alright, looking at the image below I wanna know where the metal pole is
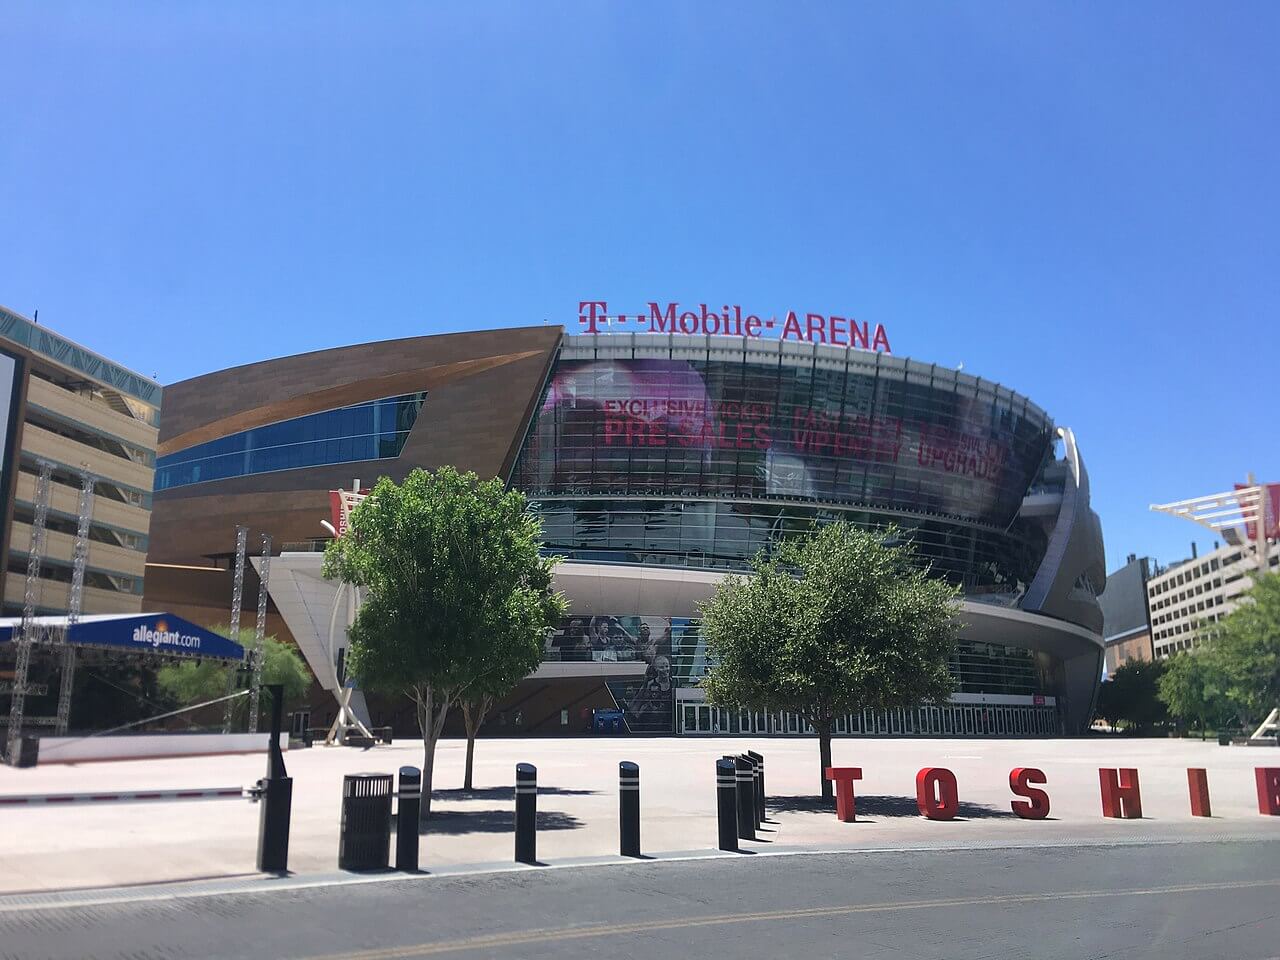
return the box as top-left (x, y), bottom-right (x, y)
top-left (747, 749), bottom-right (765, 822)
top-left (743, 753), bottom-right (761, 829)
top-left (734, 755), bottom-right (755, 840)
top-left (6, 460), bottom-right (53, 761)
top-left (514, 763), bottom-right (537, 864)
top-left (619, 761), bottom-right (640, 857)
top-left (247, 534), bottom-right (272, 733)
top-left (716, 757), bottom-right (738, 852)
top-left (55, 467), bottom-right (95, 735)
top-left (396, 766), bottom-right (422, 871)
top-left (256, 684), bottom-right (292, 873)
top-left (222, 525), bottom-right (249, 733)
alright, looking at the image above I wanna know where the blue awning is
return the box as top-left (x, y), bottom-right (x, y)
top-left (0, 613), bottom-right (244, 662)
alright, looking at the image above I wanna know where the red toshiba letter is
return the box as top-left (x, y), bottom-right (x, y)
top-left (1187, 768), bottom-right (1211, 817)
top-left (824, 767), bottom-right (863, 822)
top-left (1258, 768), bottom-right (1280, 816)
top-left (916, 767), bottom-right (958, 820)
top-left (1009, 767), bottom-right (1050, 819)
top-left (1099, 768), bottom-right (1142, 818)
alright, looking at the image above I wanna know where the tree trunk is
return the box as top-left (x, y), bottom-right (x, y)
top-left (461, 696), bottom-right (491, 792)
top-left (415, 684), bottom-right (452, 822)
top-left (818, 718), bottom-right (833, 801)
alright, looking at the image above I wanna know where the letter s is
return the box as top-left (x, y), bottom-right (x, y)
top-left (1009, 767), bottom-right (1050, 819)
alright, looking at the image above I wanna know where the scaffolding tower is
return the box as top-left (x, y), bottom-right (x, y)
top-left (221, 525), bottom-right (250, 733)
top-left (5, 460), bottom-right (55, 760)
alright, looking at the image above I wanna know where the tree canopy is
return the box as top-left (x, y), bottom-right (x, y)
top-left (322, 466), bottom-right (564, 814)
top-left (1094, 659), bottom-right (1168, 733)
top-left (1206, 571), bottom-right (1280, 725)
top-left (1152, 572), bottom-right (1280, 734)
top-left (699, 522), bottom-right (960, 798)
top-left (1157, 650), bottom-right (1233, 737)
top-left (156, 627), bottom-right (311, 728)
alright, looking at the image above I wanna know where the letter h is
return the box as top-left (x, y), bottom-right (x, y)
top-left (1099, 768), bottom-right (1142, 818)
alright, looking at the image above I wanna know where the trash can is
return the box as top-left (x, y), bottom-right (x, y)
top-left (1218, 733), bottom-right (1232, 746)
top-left (12, 736), bottom-right (38, 768)
top-left (338, 773), bottom-right (394, 870)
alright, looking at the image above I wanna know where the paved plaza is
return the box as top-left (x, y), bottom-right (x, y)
top-left (0, 735), bottom-right (1276, 894)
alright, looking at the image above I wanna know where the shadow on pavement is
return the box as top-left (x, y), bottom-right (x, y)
top-left (768, 794), bottom-right (1015, 819)
top-left (431, 787), bottom-right (598, 800)
top-left (410, 809), bottom-right (585, 834)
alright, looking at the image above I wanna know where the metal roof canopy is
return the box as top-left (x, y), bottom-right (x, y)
top-left (0, 613), bottom-right (245, 663)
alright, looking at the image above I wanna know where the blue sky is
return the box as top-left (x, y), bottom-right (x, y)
top-left (2, 3), bottom-right (1276, 572)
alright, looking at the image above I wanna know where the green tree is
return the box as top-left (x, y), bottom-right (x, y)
top-left (1157, 650), bottom-right (1231, 738)
top-left (156, 627), bottom-right (312, 728)
top-left (322, 466), bottom-right (564, 818)
top-left (458, 606), bottom-right (559, 791)
top-left (1094, 676), bottom-right (1124, 730)
top-left (699, 522), bottom-right (960, 800)
top-left (1205, 572), bottom-right (1280, 726)
top-left (1094, 659), bottom-right (1168, 733)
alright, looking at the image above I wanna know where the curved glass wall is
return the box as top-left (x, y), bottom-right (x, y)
top-left (156, 392), bottom-right (426, 490)
top-left (533, 498), bottom-right (1047, 594)
top-left (513, 340), bottom-right (1055, 595)
top-left (515, 348), bottom-right (1052, 526)
top-left (537, 614), bottom-right (1063, 734)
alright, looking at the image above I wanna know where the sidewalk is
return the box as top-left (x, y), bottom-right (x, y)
top-left (1, 736), bottom-right (1275, 894)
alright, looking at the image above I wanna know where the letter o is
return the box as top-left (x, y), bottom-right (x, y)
top-left (916, 767), bottom-right (959, 820)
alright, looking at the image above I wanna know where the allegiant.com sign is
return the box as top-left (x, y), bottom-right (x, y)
top-left (578, 301), bottom-right (891, 352)
top-left (131, 620), bottom-right (203, 651)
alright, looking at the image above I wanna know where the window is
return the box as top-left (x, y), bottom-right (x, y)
top-left (155, 392), bottom-right (427, 489)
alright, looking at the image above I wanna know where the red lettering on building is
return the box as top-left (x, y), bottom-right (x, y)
top-left (647, 301), bottom-right (677, 333)
top-left (849, 319), bottom-right (869, 350)
top-left (578, 300), bottom-right (609, 334)
top-left (781, 310), bottom-right (803, 341)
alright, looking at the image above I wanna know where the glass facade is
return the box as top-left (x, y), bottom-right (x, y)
top-left (541, 614), bottom-right (1062, 734)
top-left (514, 341), bottom-right (1054, 595)
top-left (156, 392), bottom-right (426, 490)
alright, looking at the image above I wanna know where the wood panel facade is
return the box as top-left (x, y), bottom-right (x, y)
top-left (148, 325), bottom-right (562, 565)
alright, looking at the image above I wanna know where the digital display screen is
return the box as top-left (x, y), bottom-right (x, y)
top-left (517, 359), bottom-right (1052, 527)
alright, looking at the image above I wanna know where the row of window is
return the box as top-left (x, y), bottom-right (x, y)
top-left (540, 612), bottom-right (1059, 698)
top-left (155, 392), bottom-right (427, 490)
top-left (1152, 592), bottom-right (1226, 629)
top-left (529, 498), bottom-right (1048, 592)
top-left (1151, 577), bottom-right (1224, 614)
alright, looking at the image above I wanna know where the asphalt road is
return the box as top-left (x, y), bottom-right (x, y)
top-left (2, 839), bottom-right (1277, 959)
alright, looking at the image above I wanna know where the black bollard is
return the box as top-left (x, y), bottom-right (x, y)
top-left (746, 754), bottom-right (762, 829)
top-left (395, 766), bottom-right (421, 872)
top-left (619, 761), bottom-right (640, 858)
top-left (256, 684), bottom-right (292, 873)
top-left (734, 755), bottom-right (755, 841)
top-left (716, 757), bottom-right (738, 852)
top-left (515, 763), bottom-right (537, 864)
top-left (747, 749), bottom-right (765, 823)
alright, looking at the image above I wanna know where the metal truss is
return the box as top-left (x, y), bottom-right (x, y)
top-left (54, 468), bottom-right (96, 734)
top-left (5, 460), bottom-right (54, 759)
top-left (1150, 477), bottom-right (1271, 571)
top-left (247, 534), bottom-right (272, 733)
top-left (221, 525), bottom-right (250, 733)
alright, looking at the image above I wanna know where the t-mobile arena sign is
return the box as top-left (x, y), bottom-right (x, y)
top-left (578, 301), bottom-right (892, 352)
